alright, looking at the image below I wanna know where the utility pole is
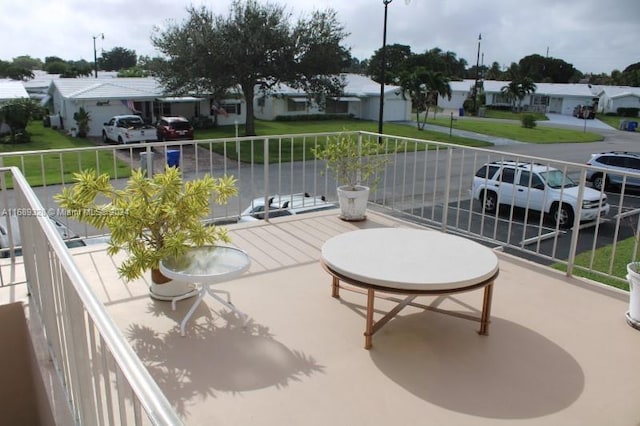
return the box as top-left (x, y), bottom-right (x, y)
top-left (93, 33), bottom-right (104, 78)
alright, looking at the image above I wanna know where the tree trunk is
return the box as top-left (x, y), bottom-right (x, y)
top-left (242, 82), bottom-right (256, 136)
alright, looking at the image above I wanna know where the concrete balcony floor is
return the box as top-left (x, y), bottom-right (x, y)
top-left (2, 210), bottom-right (640, 425)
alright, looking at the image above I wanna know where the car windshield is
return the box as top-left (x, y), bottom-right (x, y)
top-left (538, 170), bottom-right (577, 189)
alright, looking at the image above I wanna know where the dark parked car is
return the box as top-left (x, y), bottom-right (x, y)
top-left (156, 116), bottom-right (194, 141)
top-left (573, 105), bottom-right (596, 119)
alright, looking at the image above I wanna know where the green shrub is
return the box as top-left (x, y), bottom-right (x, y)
top-left (521, 114), bottom-right (537, 128)
top-left (617, 107), bottom-right (640, 118)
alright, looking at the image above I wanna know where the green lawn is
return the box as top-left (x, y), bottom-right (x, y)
top-left (0, 122), bottom-right (131, 187)
top-left (482, 109), bottom-right (548, 121)
top-left (596, 114), bottom-right (639, 130)
top-left (196, 119), bottom-right (492, 163)
top-left (552, 237), bottom-right (634, 291)
top-left (425, 116), bottom-right (604, 143)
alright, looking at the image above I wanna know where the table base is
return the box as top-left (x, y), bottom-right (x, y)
top-left (172, 284), bottom-right (249, 336)
top-left (326, 266), bottom-right (496, 349)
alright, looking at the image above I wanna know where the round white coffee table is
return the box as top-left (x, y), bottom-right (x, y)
top-left (321, 228), bottom-right (499, 349)
top-left (160, 245), bottom-right (251, 336)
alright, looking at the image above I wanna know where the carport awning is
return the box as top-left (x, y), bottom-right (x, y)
top-left (289, 97), bottom-right (308, 103)
top-left (157, 96), bottom-right (203, 103)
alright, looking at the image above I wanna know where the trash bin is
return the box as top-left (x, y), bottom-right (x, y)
top-left (628, 121), bottom-right (638, 132)
top-left (619, 120), bottom-right (629, 130)
top-left (166, 150), bottom-right (180, 168)
top-left (140, 151), bottom-right (154, 175)
top-left (458, 108), bottom-right (464, 117)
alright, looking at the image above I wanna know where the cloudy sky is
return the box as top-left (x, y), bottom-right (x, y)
top-left (1, 0), bottom-right (638, 75)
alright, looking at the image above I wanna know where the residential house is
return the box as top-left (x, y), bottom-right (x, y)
top-left (438, 79), bottom-right (601, 116)
top-left (45, 77), bottom-right (246, 137)
top-left (254, 73), bottom-right (411, 122)
top-left (482, 80), bottom-right (599, 115)
top-left (592, 85), bottom-right (640, 116)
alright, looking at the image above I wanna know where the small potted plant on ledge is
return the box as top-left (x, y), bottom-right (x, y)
top-left (313, 133), bottom-right (389, 221)
top-left (55, 165), bottom-right (238, 300)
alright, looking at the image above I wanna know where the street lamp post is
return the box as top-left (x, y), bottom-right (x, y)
top-left (93, 33), bottom-right (104, 78)
top-left (378, 0), bottom-right (392, 137)
top-left (472, 33), bottom-right (481, 114)
top-left (377, 0), bottom-right (410, 138)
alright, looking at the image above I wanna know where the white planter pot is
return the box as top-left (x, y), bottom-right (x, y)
top-left (149, 276), bottom-right (198, 301)
top-left (337, 185), bottom-right (370, 221)
top-left (626, 262), bottom-right (640, 330)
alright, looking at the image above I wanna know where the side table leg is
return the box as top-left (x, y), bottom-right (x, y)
top-left (364, 289), bottom-right (375, 349)
top-left (331, 276), bottom-right (340, 298)
top-left (180, 287), bottom-right (206, 336)
top-left (209, 288), bottom-right (249, 324)
top-left (479, 283), bottom-right (494, 336)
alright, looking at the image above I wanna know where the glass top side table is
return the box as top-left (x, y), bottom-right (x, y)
top-left (160, 245), bottom-right (251, 336)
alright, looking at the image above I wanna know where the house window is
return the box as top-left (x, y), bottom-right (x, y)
top-left (492, 93), bottom-right (509, 104)
top-left (153, 102), bottom-right (171, 118)
top-left (325, 99), bottom-right (348, 114)
top-left (531, 95), bottom-right (549, 106)
top-left (287, 98), bottom-right (307, 112)
top-left (220, 103), bottom-right (241, 115)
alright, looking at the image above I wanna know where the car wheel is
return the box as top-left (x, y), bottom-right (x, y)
top-left (102, 131), bottom-right (108, 143)
top-left (117, 136), bottom-right (124, 144)
top-left (592, 174), bottom-right (608, 191)
top-left (483, 191), bottom-right (498, 213)
top-left (552, 203), bottom-right (574, 229)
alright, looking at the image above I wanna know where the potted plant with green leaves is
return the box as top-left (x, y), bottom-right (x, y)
top-left (55, 165), bottom-right (238, 300)
top-left (312, 133), bottom-right (388, 221)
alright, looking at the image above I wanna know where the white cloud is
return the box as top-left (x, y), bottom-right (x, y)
top-left (1, 0), bottom-right (637, 74)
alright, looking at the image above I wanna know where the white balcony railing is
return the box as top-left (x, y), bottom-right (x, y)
top-left (1, 130), bottom-right (640, 423)
top-left (1, 166), bottom-right (182, 425)
top-left (2, 131), bottom-right (639, 289)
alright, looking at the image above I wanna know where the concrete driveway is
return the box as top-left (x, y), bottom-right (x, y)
top-left (541, 113), bottom-right (615, 131)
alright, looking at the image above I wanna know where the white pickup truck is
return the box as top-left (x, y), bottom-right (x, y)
top-left (102, 115), bottom-right (157, 144)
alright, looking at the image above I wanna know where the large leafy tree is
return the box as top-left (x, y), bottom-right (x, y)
top-left (518, 54), bottom-right (578, 83)
top-left (0, 98), bottom-right (40, 143)
top-left (99, 47), bottom-right (137, 71)
top-left (151, 0), bottom-right (350, 136)
top-left (485, 61), bottom-right (504, 80)
top-left (367, 44), bottom-right (413, 84)
top-left (0, 60), bottom-right (34, 80)
top-left (11, 55), bottom-right (42, 71)
top-left (399, 68), bottom-right (451, 130)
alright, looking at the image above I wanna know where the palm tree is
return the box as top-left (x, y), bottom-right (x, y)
top-left (400, 68), bottom-right (451, 130)
top-left (501, 77), bottom-right (537, 112)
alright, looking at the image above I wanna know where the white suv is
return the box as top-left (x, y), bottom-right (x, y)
top-left (239, 193), bottom-right (336, 222)
top-left (471, 161), bottom-right (609, 228)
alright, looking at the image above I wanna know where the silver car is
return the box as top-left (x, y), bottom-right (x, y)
top-left (586, 151), bottom-right (640, 191)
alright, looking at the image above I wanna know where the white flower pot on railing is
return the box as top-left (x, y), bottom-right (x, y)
top-left (337, 185), bottom-right (369, 221)
top-left (626, 262), bottom-right (640, 330)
